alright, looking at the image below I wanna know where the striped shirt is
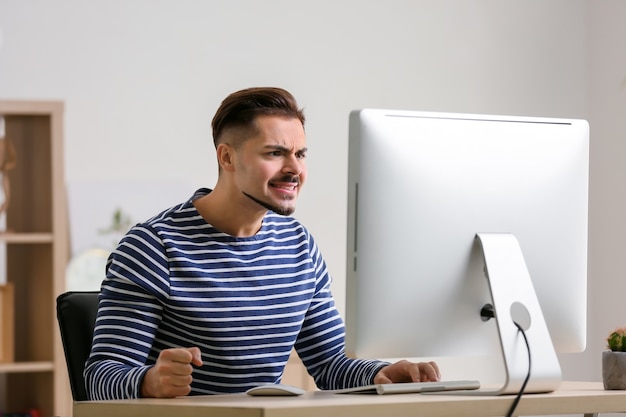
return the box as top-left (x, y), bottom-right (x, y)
top-left (84, 188), bottom-right (387, 400)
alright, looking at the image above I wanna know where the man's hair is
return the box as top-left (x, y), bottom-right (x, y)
top-left (211, 87), bottom-right (305, 148)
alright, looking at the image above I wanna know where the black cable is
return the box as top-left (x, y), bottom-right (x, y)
top-left (505, 322), bottom-right (532, 417)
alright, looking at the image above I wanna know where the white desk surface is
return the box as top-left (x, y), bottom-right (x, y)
top-left (74, 381), bottom-right (626, 417)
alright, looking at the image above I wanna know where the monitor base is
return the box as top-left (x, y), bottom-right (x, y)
top-left (476, 233), bottom-right (562, 395)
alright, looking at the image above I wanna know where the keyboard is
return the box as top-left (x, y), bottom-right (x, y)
top-left (332, 379), bottom-right (481, 395)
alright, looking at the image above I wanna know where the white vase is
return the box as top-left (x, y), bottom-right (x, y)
top-left (602, 350), bottom-right (626, 390)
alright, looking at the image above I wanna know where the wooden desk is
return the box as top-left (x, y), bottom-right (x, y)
top-left (73, 381), bottom-right (626, 417)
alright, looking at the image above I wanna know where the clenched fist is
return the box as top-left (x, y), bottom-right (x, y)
top-left (141, 347), bottom-right (203, 398)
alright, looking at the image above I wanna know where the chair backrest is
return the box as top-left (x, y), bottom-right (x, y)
top-left (56, 291), bottom-right (99, 402)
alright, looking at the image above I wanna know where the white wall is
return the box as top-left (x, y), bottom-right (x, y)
top-left (1, 0), bottom-right (624, 405)
top-left (583, 0), bottom-right (626, 401)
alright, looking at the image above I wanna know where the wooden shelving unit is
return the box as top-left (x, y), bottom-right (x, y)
top-left (0, 101), bottom-right (69, 417)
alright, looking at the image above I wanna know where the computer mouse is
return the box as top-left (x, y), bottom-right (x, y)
top-left (245, 383), bottom-right (306, 396)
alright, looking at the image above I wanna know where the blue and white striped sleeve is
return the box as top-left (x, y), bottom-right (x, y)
top-left (294, 232), bottom-right (389, 390)
top-left (84, 225), bottom-right (169, 400)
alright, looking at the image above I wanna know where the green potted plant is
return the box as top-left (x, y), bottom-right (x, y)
top-left (603, 327), bottom-right (626, 390)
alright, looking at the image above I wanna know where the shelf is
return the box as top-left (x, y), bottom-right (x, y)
top-left (0, 233), bottom-right (54, 244)
top-left (0, 100), bottom-right (69, 417)
top-left (0, 100), bottom-right (65, 116)
top-left (0, 361), bottom-right (55, 373)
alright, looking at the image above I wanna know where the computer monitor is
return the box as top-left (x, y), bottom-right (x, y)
top-left (345, 109), bottom-right (589, 394)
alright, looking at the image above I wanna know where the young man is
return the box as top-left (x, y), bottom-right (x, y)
top-left (84, 87), bottom-right (440, 400)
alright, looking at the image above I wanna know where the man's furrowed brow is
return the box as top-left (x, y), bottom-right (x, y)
top-left (265, 144), bottom-right (289, 151)
top-left (265, 144), bottom-right (308, 153)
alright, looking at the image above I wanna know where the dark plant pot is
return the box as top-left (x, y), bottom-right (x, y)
top-left (603, 350), bottom-right (626, 390)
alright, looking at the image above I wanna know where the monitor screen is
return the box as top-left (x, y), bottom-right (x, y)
top-left (345, 109), bottom-right (589, 386)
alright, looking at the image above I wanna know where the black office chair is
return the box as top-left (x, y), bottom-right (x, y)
top-left (56, 291), bottom-right (100, 402)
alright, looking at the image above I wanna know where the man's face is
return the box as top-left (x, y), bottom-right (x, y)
top-left (231, 115), bottom-right (307, 216)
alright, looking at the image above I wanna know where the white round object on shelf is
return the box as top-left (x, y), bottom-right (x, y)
top-left (66, 248), bottom-right (109, 291)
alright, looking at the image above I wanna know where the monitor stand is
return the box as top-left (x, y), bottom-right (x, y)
top-left (474, 233), bottom-right (562, 395)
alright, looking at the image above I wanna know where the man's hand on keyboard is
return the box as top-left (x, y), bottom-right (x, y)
top-left (374, 360), bottom-right (441, 384)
